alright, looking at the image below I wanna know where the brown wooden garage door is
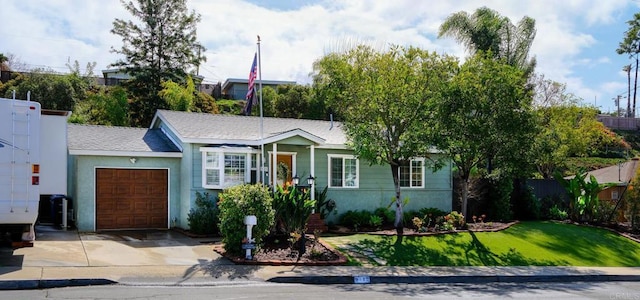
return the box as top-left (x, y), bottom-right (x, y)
top-left (96, 168), bottom-right (168, 230)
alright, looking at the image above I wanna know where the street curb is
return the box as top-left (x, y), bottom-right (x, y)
top-left (0, 279), bottom-right (117, 290)
top-left (267, 274), bottom-right (640, 285)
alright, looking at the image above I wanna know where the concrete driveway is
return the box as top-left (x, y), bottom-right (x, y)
top-left (0, 225), bottom-right (227, 268)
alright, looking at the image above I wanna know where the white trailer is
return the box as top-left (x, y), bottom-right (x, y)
top-left (0, 96), bottom-right (40, 243)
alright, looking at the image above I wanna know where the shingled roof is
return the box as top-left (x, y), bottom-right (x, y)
top-left (567, 158), bottom-right (639, 185)
top-left (68, 124), bottom-right (181, 157)
top-left (152, 110), bottom-right (347, 147)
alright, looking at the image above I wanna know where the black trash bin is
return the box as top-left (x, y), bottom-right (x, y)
top-left (50, 195), bottom-right (73, 228)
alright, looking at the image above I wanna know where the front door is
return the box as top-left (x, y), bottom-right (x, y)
top-left (275, 154), bottom-right (293, 186)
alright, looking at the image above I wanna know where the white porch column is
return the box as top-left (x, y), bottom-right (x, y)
top-left (272, 143), bottom-right (278, 190)
top-left (310, 144), bottom-right (315, 201)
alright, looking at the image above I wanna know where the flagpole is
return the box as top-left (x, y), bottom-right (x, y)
top-left (257, 35), bottom-right (265, 185)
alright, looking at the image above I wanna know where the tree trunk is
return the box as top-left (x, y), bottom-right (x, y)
top-left (390, 163), bottom-right (404, 244)
top-left (461, 178), bottom-right (469, 218)
top-left (628, 66), bottom-right (632, 117)
top-left (634, 56), bottom-right (639, 118)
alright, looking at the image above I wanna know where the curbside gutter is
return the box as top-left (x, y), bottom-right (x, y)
top-left (267, 274), bottom-right (640, 285)
top-left (0, 279), bottom-right (116, 290)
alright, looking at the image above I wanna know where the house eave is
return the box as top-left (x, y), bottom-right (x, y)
top-left (68, 149), bottom-right (182, 158)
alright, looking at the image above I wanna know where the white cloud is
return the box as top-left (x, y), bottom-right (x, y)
top-left (0, 0), bottom-right (635, 107)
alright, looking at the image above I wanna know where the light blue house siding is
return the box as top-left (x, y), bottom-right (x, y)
top-left (67, 155), bottom-right (181, 231)
top-left (310, 149), bottom-right (452, 223)
top-left (187, 141), bottom-right (452, 224)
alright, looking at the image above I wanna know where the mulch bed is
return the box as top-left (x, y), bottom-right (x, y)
top-left (212, 235), bottom-right (348, 266)
top-left (346, 221), bottom-right (519, 236)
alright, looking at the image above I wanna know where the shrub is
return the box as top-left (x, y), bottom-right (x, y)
top-left (624, 166), bottom-right (640, 231)
top-left (549, 205), bottom-right (568, 221)
top-left (412, 216), bottom-right (423, 230)
top-left (339, 210), bottom-right (373, 231)
top-left (540, 195), bottom-right (566, 220)
top-left (488, 176), bottom-right (513, 221)
top-left (596, 200), bottom-right (616, 224)
top-left (273, 183), bottom-right (316, 235)
top-left (417, 207), bottom-right (447, 219)
top-left (403, 210), bottom-right (418, 225)
top-left (445, 211), bottom-right (466, 229)
top-left (187, 191), bottom-right (219, 235)
top-left (555, 170), bottom-right (615, 222)
top-left (368, 215), bottom-right (383, 229)
top-left (514, 185), bottom-right (541, 221)
top-left (315, 186), bottom-right (337, 219)
top-left (373, 207), bottom-right (395, 226)
top-left (218, 184), bottom-right (275, 256)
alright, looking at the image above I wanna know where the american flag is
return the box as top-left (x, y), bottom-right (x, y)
top-left (242, 53), bottom-right (258, 116)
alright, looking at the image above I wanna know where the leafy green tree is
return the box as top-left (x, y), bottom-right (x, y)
top-left (259, 86), bottom-right (277, 117)
top-left (110, 0), bottom-right (206, 127)
top-left (70, 86), bottom-right (130, 126)
top-left (216, 99), bottom-right (245, 114)
top-left (193, 91), bottom-right (219, 114)
top-left (272, 84), bottom-right (311, 119)
top-left (532, 104), bottom-right (629, 178)
top-left (159, 76), bottom-right (196, 111)
top-left (3, 69), bottom-right (77, 111)
top-left (433, 54), bottom-right (536, 218)
top-left (439, 6), bottom-right (537, 76)
top-left (313, 45), bottom-right (457, 239)
top-left (617, 12), bottom-right (640, 117)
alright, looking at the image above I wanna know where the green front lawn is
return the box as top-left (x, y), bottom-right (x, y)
top-left (322, 221), bottom-right (640, 266)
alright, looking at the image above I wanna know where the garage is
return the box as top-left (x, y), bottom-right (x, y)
top-left (96, 168), bottom-right (168, 230)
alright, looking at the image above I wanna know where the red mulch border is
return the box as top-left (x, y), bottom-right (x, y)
top-left (364, 221), bottom-right (520, 236)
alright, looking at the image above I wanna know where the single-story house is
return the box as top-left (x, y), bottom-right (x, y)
top-left (574, 158), bottom-right (639, 222)
top-left (67, 110), bottom-right (453, 232)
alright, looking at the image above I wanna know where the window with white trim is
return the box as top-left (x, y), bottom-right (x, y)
top-left (328, 154), bottom-right (359, 188)
top-left (612, 190), bottom-right (619, 200)
top-left (201, 147), bottom-right (259, 189)
top-left (399, 159), bottom-right (424, 188)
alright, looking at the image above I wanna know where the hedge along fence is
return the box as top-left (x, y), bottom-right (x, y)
top-left (623, 164), bottom-right (640, 231)
top-left (218, 184), bottom-right (275, 256)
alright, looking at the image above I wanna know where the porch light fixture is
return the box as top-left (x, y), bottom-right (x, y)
top-left (307, 175), bottom-right (315, 186)
top-left (292, 174), bottom-right (300, 185)
top-left (129, 157), bottom-right (137, 164)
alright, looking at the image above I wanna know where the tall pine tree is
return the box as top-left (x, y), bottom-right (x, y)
top-left (110, 0), bottom-right (206, 127)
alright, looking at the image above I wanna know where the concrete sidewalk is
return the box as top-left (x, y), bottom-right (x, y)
top-left (2, 264), bottom-right (640, 289)
top-left (1, 226), bottom-right (639, 289)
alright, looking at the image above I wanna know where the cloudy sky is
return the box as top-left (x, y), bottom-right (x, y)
top-left (2, 0), bottom-right (640, 113)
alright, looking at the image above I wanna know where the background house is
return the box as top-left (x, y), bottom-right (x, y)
top-left (579, 158), bottom-right (639, 222)
top-left (221, 78), bottom-right (296, 99)
top-left (67, 110), bottom-right (453, 232)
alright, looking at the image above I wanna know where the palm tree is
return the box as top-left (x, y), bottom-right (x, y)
top-left (624, 64), bottom-right (632, 117)
top-left (617, 13), bottom-right (640, 118)
top-left (438, 7), bottom-right (537, 218)
top-left (438, 6), bottom-right (537, 77)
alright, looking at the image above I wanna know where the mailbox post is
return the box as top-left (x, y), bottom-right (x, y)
top-left (243, 215), bottom-right (257, 260)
